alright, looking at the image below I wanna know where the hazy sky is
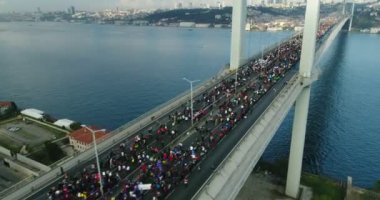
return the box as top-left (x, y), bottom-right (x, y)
top-left (0, 0), bottom-right (236, 12)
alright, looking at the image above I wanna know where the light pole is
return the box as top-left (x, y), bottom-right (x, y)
top-left (183, 77), bottom-right (200, 126)
top-left (83, 126), bottom-right (106, 197)
top-left (235, 69), bottom-right (238, 96)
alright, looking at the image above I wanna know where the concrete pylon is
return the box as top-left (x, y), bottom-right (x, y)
top-left (349, 3), bottom-right (355, 32)
top-left (230, 0), bottom-right (247, 70)
top-left (285, 0), bottom-right (320, 198)
top-left (342, 0), bottom-right (346, 15)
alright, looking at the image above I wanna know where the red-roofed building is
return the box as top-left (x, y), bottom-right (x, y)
top-left (0, 101), bottom-right (17, 119)
top-left (0, 102), bottom-right (12, 107)
top-left (69, 126), bottom-right (107, 152)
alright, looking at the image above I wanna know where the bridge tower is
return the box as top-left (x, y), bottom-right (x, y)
top-left (230, 0), bottom-right (247, 70)
top-left (349, 2), bottom-right (355, 31)
top-left (342, 0), bottom-right (346, 15)
top-left (285, 0), bottom-right (320, 198)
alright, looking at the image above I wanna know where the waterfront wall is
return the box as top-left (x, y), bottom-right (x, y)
top-left (3, 158), bottom-right (39, 177)
top-left (16, 154), bottom-right (51, 172)
top-left (0, 146), bottom-right (11, 157)
top-left (346, 176), bottom-right (380, 200)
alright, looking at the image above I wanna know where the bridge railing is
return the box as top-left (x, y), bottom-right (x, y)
top-left (2, 56), bottom-right (237, 200)
top-left (191, 17), bottom-right (349, 200)
top-left (3, 22), bottom-right (340, 199)
top-left (103, 32), bottom-right (300, 143)
top-left (191, 73), bottom-right (302, 200)
top-left (0, 176), bottom-right (35, 197)
top-left (315, 16), bottom-right (349, 65)
top-left (246, 31), bottom-right (301, 63)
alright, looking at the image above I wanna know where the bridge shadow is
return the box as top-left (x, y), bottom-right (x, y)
top-left (304, 32), bottom-right (348, 174)
top-left (259, 32), bottom-right (348, 177)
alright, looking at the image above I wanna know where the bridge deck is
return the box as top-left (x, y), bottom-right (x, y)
top-left (4, 17), bottom-right (349, 200)
top-left (192, 17), bottom-right (349, 200)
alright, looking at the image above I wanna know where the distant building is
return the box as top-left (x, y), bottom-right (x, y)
top-left (245, 23), bottom-right (252, 31)
top-left (0, 102), bottom-right (17, 118)
top-left (214, 24), bottom-right (228, 28)
top-left (179, 22), bottom-right (196, 27)
top-left (21, 108), bottom-right (44, 120)
top-left (294, 26), bottom-right (304, 32)
top-left (195, 23), bottom-right (211, 28)
top-left (0, 102), bottom-right (12, 115)
top-left (69, 126), bottom-right (107, 152)
top-left (53, 119), bottom-right (75, 130)
top-left (68, 6), bottom-right (76, 15)
top-left (175, 2), bottom-right (183, 9)
top-left (267, 26), bottom-right (283, 31)
top-left (360, 29), bottom-right (370, 33)
top-left (217, 1), bottom-right (223, 9)
top-left (168, 23), bottom-right (180, 27)
top-left (132, 20), bottom-right (149, 26)
top-left (114, 20), bottom-right (126, 25)
top-left (370, 27), bottom-right (380, 34)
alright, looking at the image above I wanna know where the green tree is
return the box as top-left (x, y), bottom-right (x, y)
top-left (70, 122), bottom-right (82, 131)
top-left (44, 141), bottom-right (65, 161)
top-left (374, 180), bottom-right (380, 192)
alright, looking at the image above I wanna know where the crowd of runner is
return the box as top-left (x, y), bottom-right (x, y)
top-left (47, 18), bottom-right (338, 200)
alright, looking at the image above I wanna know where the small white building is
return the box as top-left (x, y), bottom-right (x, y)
top-left (0, 102), bottom-right (14, 115)
top-left (370, 27), bottom-right (380, 34)
top-left (215, 15), bottom-right (222, 20)
top-left (267, 27), bottom-right (283, 32)
top-left (214, 24), bottom-right (226, 28)
top-left (132, 20), bottom-right (149, 26)
top-left (21, 108), bottom-right (44, 120)
top-left (54, 119), bottom-right (75, 130)
top-left (179, 22), bottom-right (196, 28)
top-left (195, 23), bottom-right (211, 28)
top-left (294, 26), bottom-right (304, 32)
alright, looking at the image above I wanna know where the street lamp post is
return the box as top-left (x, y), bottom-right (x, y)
top-left (83, 126), bottom-right (106, 197)
top-left (235, 69), bottom-right (238, 95)
top-left (183, 77), bottom-right (200, 126)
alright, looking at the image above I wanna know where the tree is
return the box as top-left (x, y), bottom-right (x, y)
top-left (44, 141), bottom-right (65, 161)
top-left (70, 122), bottom-right (82, 131)
top-left (374, 180), bottom-right (380, 192)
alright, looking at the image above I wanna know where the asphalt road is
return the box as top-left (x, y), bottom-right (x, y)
top-left (27, 68), bottom-right (297, 200)
top-left (166, 68), bottom-right (298, 200)
top-left (25, 65), bottom-right (279, 200)
top-left (27, 60), bottom-right (299, 200)
top-left (20, 20), bottom-right (338, 200)
top-left (24, 35), bottom-right (304, 200)
top-left (166, 22), bottom-right (336, 199)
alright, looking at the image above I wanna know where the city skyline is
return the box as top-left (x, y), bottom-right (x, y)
top-left (0, 0), bottom-right (348, 13)
top-left (3, 0), bottom-right (229, 12)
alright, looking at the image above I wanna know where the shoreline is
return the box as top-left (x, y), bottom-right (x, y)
top-left (1, 21), bottom-right (379, 35)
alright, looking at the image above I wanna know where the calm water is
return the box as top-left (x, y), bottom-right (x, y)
top-left (263, 32), bottom-right (380, 187)
top-left (0, 22), bottom-right (379, 188)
